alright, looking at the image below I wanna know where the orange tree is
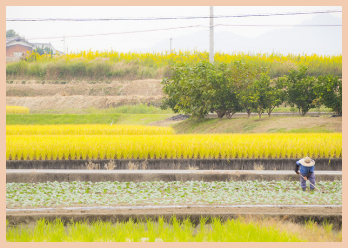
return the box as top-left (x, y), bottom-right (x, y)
top-left (161, 61), bottom-right (262, 119)
top-left (285, 66), bottom-right (317, 116)
top-left (315, 75), bottom-right (342, 115)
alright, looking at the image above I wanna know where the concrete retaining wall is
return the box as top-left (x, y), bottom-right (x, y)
top-left (6, 171), bottom-right (342, 183)
top-left (6, 158), bottom-right (342, 171)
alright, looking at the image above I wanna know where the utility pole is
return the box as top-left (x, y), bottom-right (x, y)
top-left (170, 37), bottom-right (172, 53)
top-left (63, 35), bottom-right (66, 54)
top-left (209, 6), bottom-right (214, 63)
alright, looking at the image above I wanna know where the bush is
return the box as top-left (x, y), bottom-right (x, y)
top-left (27, 63), bottom-right (46, 77)
top-left (6, 60), bottom-right (28, 76)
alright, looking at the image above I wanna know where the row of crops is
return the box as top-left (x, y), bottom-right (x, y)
top-left (6, 124), bottom-right (342, 160)
top-left (6, 106), bottom-right (29, 115)
top-left (6, 50), bottom-right (342, 78)
top-left (7, 217), bottom-right (315, 242)
top-left (6, 180), bottom-right (342, 208)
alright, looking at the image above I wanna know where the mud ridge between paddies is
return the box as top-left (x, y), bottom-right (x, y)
top-left (6, 79), bottom-right (163, 110)
top-left (6, 206), bottom-right (342, 215)
top-left (6, 206), bottom-right (342, 229)
top-left (6, 79), bottom-right (164, 97)
top-left (6, 95), bottom-right (163, 110)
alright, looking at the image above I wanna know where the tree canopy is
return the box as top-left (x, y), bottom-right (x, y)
top-left (285, 66), bottom-right (317, 116)
top-left (161, 61), bottom-right (264, 119)
top-left (161, 62), bottom-right (340, 119)
top-left (315, 75), bottom-right (342, 115)
top-left (6, 29), bottom-right (19, 37)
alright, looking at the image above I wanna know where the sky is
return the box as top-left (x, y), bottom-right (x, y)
top-left (6, 6), bottom-right (342, 54)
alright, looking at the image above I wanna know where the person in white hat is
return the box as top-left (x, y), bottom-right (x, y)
top-left (295, 157), bottom-right (315, 191)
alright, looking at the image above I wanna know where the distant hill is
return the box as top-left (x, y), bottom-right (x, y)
top-left (142, 14), bottom-right (341, 55)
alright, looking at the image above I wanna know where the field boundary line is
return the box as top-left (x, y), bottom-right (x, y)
top-left (6, 204), bottom-right (342, 212)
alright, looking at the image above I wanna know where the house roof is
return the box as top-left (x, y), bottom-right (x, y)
top-left (31, 42), bottom-right (53, 47)
top-left (7, 36), bottom-right (64, 54)
top-left (6, 37), bottom-right (33, 48)
top-left (31, 42), bottom-right (64, 54)
top-left (6, 36), bottom-right (21, 43)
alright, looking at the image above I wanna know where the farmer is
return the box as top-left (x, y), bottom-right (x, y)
top-left (295, 157), bottom-right (315, 191)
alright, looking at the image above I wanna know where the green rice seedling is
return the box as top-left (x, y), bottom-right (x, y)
top-left (6, 217), bottom-right (309, 242)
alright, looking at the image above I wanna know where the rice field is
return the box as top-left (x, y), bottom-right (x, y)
top-left (6, 124), bottom-right (174, 136)
top-left (25, 50), bottom-right (342, 68)
top-left (6, 217), bottom-right (311, 242)
top-left (6, 106), bottom-right (29, 115)
top-left (6, 133), bottom-right (342, 160)
top-left (6, 51), bottom-right (342, 80)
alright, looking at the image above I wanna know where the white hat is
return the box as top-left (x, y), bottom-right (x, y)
top-left (299, 157), bottom-right (315, 167)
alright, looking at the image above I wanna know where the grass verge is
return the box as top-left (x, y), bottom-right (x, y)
top-left (6, 114), bottom-right (122, 125)
top-left (6, 113), bottom-right (173, 125)
top-left (173, 116), bottom-right (341, 134)
top-left (29, 104), bottom-right (174, 115)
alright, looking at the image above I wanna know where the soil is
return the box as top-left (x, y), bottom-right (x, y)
top-left (6, 79), bottom-right (163, 97)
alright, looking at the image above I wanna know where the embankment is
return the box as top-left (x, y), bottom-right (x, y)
top-left (6, 158), bottom-right (342, 171)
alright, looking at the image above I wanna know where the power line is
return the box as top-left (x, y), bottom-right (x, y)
top-left (27, 24), bottom-right (206, 40)
top-left (49, 38), bottom-right (158, 42)
top-left (174, 38), bottom-right (340, 53)
top-left (6, 10), bottom-right (342, 21)
top-left (26, 22), bottom-right (341, 41)
top-left (216, 24), bottom-right (341, 27)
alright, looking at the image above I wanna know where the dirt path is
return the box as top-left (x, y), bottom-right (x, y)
top-left (148, 119), bottom-right (184, 126)
top-left (7, 206), bottom-right (341, 215)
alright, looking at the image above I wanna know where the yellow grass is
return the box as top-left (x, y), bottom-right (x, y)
top-left (6, 124), bottom-right (174, 136)
top-left (6, 106), bottom-right (29, 115)
top-left (6, 133), bottom-right (341, 160)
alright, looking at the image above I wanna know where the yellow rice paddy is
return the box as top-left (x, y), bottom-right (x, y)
top-left (6, 133), bottom-right (342, 160)
top-left (6, 106), bottom-right (29, 115)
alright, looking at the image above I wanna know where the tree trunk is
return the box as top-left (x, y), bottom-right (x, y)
top-left (258, 110), bottom-right (262, 120)
top-left (225, 111), bottom-right (234, 119)
top-left (216, 110), bottom-right (226, 118)
top-left (299, 109), bottom-right (308, 116)
top-left (268, 106), bottom-right (275, 117)
top-left (246, 109), bottom-right (251, 119)
top-left (335, 109), bottom-right (342, 115)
